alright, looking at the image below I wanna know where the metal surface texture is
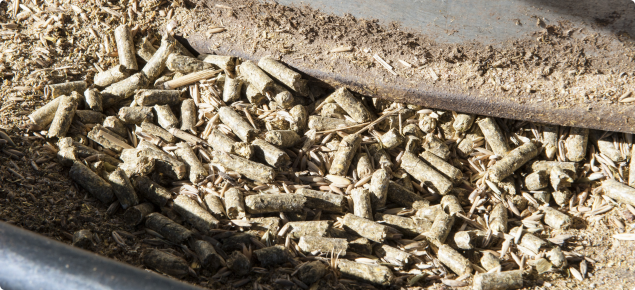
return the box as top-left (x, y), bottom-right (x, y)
top-left (0, 222), bottom-right (203, 290)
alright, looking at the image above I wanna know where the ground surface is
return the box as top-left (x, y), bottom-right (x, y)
top-left (0, 0), bottom-right (634, 289)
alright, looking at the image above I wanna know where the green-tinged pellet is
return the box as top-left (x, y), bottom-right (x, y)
top-left (141, 121), bottom-right (177, 143)
top-left (199, 54), bottom-right (235, 71)
top-left (400, 152), bottom-right (453, 195)
top-left (341, 213), bottom-right (398, 243)
top-left (296, 261), bottom-right (327, 286)
top-left (602, 179), bottom-right (635, 207)
top-left (387, 181), bottom-right (430, 209)
top-left (87, 125), bottom-right (131, 152)
top-left (222, 76), bottom-right (243, 103)
top-left (46, 81), bottom-right (87, 99)
top-left (118, 106), bottom-right (153, 125)
top-left (154, 104), bottom-right (179, 129)
top-left (133, 176), bottom-right (172, 207)
top-left (123, 202), bottom-right (155, 226)
top-left (204, 194), bottom-right (226, 219)
top-left (114, 24), bottom-right (138, 71)
top-left (489, 142), bottom-right (539, 183)
top-left (542, 206), bottom-right (571, 229)
top-left (473, 270), bottom-right (523, 290)
top-left (288, 105), bottom-right (308, 134)
top-left (121, 141), bottom-right (186, 180)
top-left (380, 128), bottom-right (405, 149)
top-left (525, 170), bottom-right (548, 191)
top-left (244, 194), bottom-right (306, 214)
top-left (252, 139), bottom-right (290, 167)
top-left (271, 83), bottom-right (294, 109)
top-left (136, 37), bottom-right (156, 62)
top-left (119, 155), bottom-right (155, 178)
top-left (307, 115), bottom-right (357, 133)
top-left (143, 249), bottom-right (190, 278)
top-left (75, 110), bottom-right (105, 124)
top-left (420, 151), bottom-right (463, 184)
top-left (352, 188), bottom-right (373, 220)
top-left (440, 195), bottom-right (464, 216)
top-left (375, 244), bottom-right (412, 266)
top-left (337, 259), bottom-right (393, 286)
top-left (95, 65), bottom-right (130, 88)
top-left (330, 87), bottom-right (373, 123)
top-left (375, 213), bottom-right (432, 238)
top-left (218, 106), bottom-right (256, 142)
top-left (423, 134), bottom-right (451, 160)
top-left (254, 245), bottom-right (292, 267)
top-left (356, 153), bottom-right (373, 178)
top-left (208, 129), bottom-right (253, 159)
top-left (424, 210), bottom-right (454, 247)
top-left (286, 221), bottom-right (332, 239)
top-left (244, 83), bottom-right (267, 106)
top-left (510, 226), bottom-right (547, 254)
top-left (29, 97), bottom-right (62, 127)
top-left (438, 244), bottom-right (472, 276)
top-left (175, 142), bottom-right (207, 183)
top-left (238, 61), bottom-right (274, 93)
top-left (212, 151), bottom-right (275, 183)
top-left (106, 168), bottom-right (139, 209)
top-left (102, 73), bottom-right (150, 108)
top-left (192, 240), bottom-right (224, 271)
top-left (298, 236), bottom-right (348, 255)
top-left (542, 125), bottom-right (558, 160)
top-left (264, 130), bottom-right (300, 148)
top-left (453, 114), bottom-right (475, 133)
top-left (552, 188), bottom-right (572, 206)
top-left (489, 202), bottom-right (508, 233)
top-left (480, 252), bottom-right (501, 271)
top-left (47, 95), bottom-right (78, 139)
top-left (368, 143), bottom-right (393, 169)
top-left (166, 54), bottom-right (215, 74)
top-left (477, 117), bottom-right (510, 156)
top-left (83, 88), bottom-right (103, 112)
top-left (145, 212), bottom-right (192, 243)
top-left (134, 89), bottom-right (181, 106)
top-left (550, 166), bottom-right (573, 191)
top-left (224, 188), bottom-right (246, 219)
top-left (227, 252), bottom-right (251, 276)
top-left (546, 247), bottom-right (567, 268)
top-left (258, 56), bottom-right (308, 96)
top-left (142, 34), bottom-right (175, 81)
top-left (173, 194), bottom-right (219, 235)
top-left (296, 188), bottom-right (346, 213)
top-left (69, 161), bottom-right (115, 204)
top-left (329, 134), bottom-right (362, 176)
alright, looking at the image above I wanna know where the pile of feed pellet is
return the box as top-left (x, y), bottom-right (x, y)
top-left (22, 23), bottom-right (635, 290)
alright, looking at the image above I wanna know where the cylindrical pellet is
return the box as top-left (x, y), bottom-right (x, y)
top-left (550, 166), bottom-right (573, 191)
top-left (369, 169), bottom-right (390, 209)
top-left (400, 152), bottom-right (453, 195)
top-left (342, 213), bottom-right (397, 243)
top-left (134, 89), bottom-right (181, 106)
top-left (380, 128), bottom-right (405, 150)
top-left (296, 188), bottom-right (346, 213)
top-left (174, 142), bottom-right (207, 183)
top-left (218, 106), bottom-right (256, 142)
top-left (94, 64), bottom-right (130, 87)
top-left (173, 194), bottom-right (219, 235)
top-left (75, 110), bottom-right (105, 124)
top-left (141, 120), bottom-right (177, 143)
top-left (307, 116), bottom-right (357, 133)
top-left (489, 202), bottom-right (508, 233)
top-left (118, 106), bottom-right (154, 125)
top-left (136, 37), bottom-right (156, 62)
top-left (298, 236), bottom-right (348, 255)
top-left (454, 230), bottom-right (487, 250)
top-left (238, 61), bottom-right (274, 93)
top-left (473, 270), bottom-right (523, 290)
top-left (453, 114), bottom-right (475, 133)
top-left (192, 239), bottom-right (224, 270)
top-left (352, 188), bottom-right (373, 220)
top-left (47, 95), bottom-right (78, 139)
top-left (106, 168), bottom-right (139, 209)
top-left (199, 54), bottom-right (235, 71)
top-left (227, 251), bottom-right (251, 276)
top-left (423, 134), bottom-right (451, 160)
top-left (122, 141), bottom-right (187, 180)
top-left (375, 244), bottom-right (412, 266)
top-left (212, 151), bottom-right (275, 183)
top-left (329, 134), bottom-right (362, 176)
top-left (480, 252), bottom-right (501, 271)
top-left (337, 259), bottom-right (393, 286)
top-left (252, 139), bottom-right (290, 167)
top-left (69, 161), bottom-right (115, 204)
top-left (420, 151), bottom-right (463, 184)
top-left (154, 104), bottom-right (179, 129)
top-left (375, 213), bottom-right (432, 238)
top-left (525, 170), bottom-right (548, 191)
top-left (510, 227), bottom-right (547, 254)
top-left (438, 244), bottom-right (472, 276)
top-left (489, 142), bottom-right (539, 183)
top-left (541, 206), bottom-right (571, 230)
top-left (100, 116), bottom-right (126, 138)
top-left (56, 138), bottom-right (77, 167)
top-left (565, 127), bottom-right (589, 162)
top-left (180, 99), bottom-right (196, 133)
top-left (424, 210), bottom-right (454, 247)
top-left (29, 97), bottom-right (63, 128)
top-left (132, 176), bottom-right (172, 207)
top-left (264, 130), bottom-right (300, 148)
top-left (143, 249), bottom-right (190, 278)
top-left (254, 245), bottom-right (292, 267)
top-left (102, 73), bottom-right (150, 108)
top-left (123, 202), bottom-right (155, 226)
top-left (630, 144), bottom-right (635, 187)
top-left (387, 181), bottom-right (430, 209)
top-left (46, 81), bottom-right (87, 99)
top-left (368, 143), bottom-right (393, 169)
top-left (542, 125), bottom-right (558, 160)
top-left (440, 195), bottom-right (464, 216)
top-left (145, 212), bottom-right (192, 243)
top-left (320, 102), bottom-right (345, 119)
top-left (244, 194), bottom-right (306, 214)
top-left (72, 229), bottom-right (94, 249)
top-left (271, 83), bottom-right (294, 109)
top-left (286, 221), bottom-right (332, 239)
top-left (288, 105), bottom-right (308, 134)
top-left (83, 88), bottom-right (103, 112)
top-left (258, 56), bottom-right (308, 96)
top-left (602, 179), bottom-right (635, 207)
top-left (114, 24), bottom-right (138, 71)
top-left (296, 261), bottom-right (327, 286)
top-left (222, 75), bottom-right (243, 103)
top-left (142, 34), bottom-right (175, 81)
top-left (204, 194), bottom-right (226, 219)
top-left (356, 153), bottom-right (373, 178)
top-left (224, 188), bottom-right (246, 219)
top-left (477, 117), bottom-right (510, 156)
top-left (244, 82), bottom-right (267, 106)
top-left (207, 129), bottom-right (253, 159)
top-left (166, 54), bottom-right (215, 74)
top-left (546, 247), bottom-right (567, 268)
top-left (330, 87), bottom-right (373, 123)
top-left (530, 160), bottom-right (576, 176)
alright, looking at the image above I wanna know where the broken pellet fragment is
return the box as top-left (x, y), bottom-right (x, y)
top-left (222, 76), bottom-right (243, 103)
top-left (541, 206), bottom-right (571, 230)
top-left (100, 116), bottom-right (126, 138)
top-left (423, 210), bottom-right (454, 247)
top-left (114, 24), bottom-right (138, 71)
top-left (166, 54), bottom-right (215, 74)
top-left (173, 194), bottom-right (219, 235)
top-left (264, 130), bottom-right (300, 148)
top-left (270, 83), bottom-right (294, 109)
top-left (387, 181), bottom-right (430, 209)
top-left (375, 244), bottom-right (412, 266)
top-left (136, 37), bottom-right (156, 62)
top-left (143, 249), bottom-right (190, 278)
top-left (212, 151), bottom-right (275, 183)
top-left (453, 114), bottom-right (475, 133)
top-left (134, 89), bottom-right (181, 106)
top-left (400, 152), bottom-right (453, 195)
top-left (420, 151), bottom-right (463, 184)
top-left (192, 239), bottom-right (224, 271)
top-left (329, 133), bottom-right (362, 176)
top-left (473, 270), bottom-right (523, 290)
top-left (337, 259), bottom-right (393, 286)
top-left (244, 194), bottom-right (306, 214)
top-left (423, 134), bottom-right (451, 160)
top-left (142, 34), bottom-right (175, 81)
top-left (141, 121), bottom-right (177, 143)
top-left (154, 104), bottom-right (179, 129)
top-left (296, 261), bottom-right (327, 286)
top-left (252, 139), bottom-right (291, 167)
top-left (440, 195), bottom-right (464, 216)
top-left (525, 170), bottom-right (548, 191)
top-left (47, 95), bottom-right (78, 139)
top-left (298, 236), bottom-right (348, 255)
top-left (75, 110), bottom-right (106, 124)
top-left (368, 143), bottom-right (393, 169)
top-left (83, 88), bottom-right (104, 112)
top-left (258, 56), bottom-right (308, 96)
top-left (552, 188), bottom-right (572, 207)
top-left (330, 87), bottom-right (373, 123)
top-left (69, 161), bottom-right (115, 204)
top-left (102, 73), bottom-right (150, 108)
top-left (341, 213), bottom-right (398, 243)
top-left (489, 142), bottom-right (539, 183)
top-left (174, 142), bottom-right (208, 183)
top-left (123, 202), bottom-right (155, 226)
top-left (72, 229), bottom-right (93, 249)
top-left (227, 251), bottom-right (251, 276)
top-left (132, 176), bottom-right (172, 207)
top-left (593, 131), bottom-right (624, 162)
top-left (121, 141), bottom-right (186, 180)
top-left (208, 129), bottom-right (254, 159)
top-left (550, 166), bottom-right (573, 191)
top-left (238, 60), bottom-right (274, 93)
top-left (352, 188), bottom-right (373, 220)
top-left (46, 81), bottom-right (87, 99)
top-left (530, 161), bottom-right (576, 176)
top-left (224, 188), bottom-right (246, 219)
top-left (145, 212), bottom-right (192, 243)
top-left (380, 128), bottom-right (405, 150)
top-left (118, 106), bottom-right (154, 125)
top-left (218, 106), bottom-right (256, 142)
top-left (296, 188), bottom-right (346, 213)
top-left (546, 247), bottom-right (567, 268)
top-left (199, 54), bottom-right (235, 72)
top-left (489, 202), bottom-right (508, 233)
top-left (254, 245), bottom-right (292, 267)
top-left (602, 179), bottom-right (635, 207)
top-left (480, 252), bottom-right (501, 271)
top-left (477, 117), bottom-right (510, 156)
top-left (438, 244), bottom-right (472, 276)
top-left (244, 83), bottom-right (267, 106)
top-left (106, 168), bottom-right (139, 209)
